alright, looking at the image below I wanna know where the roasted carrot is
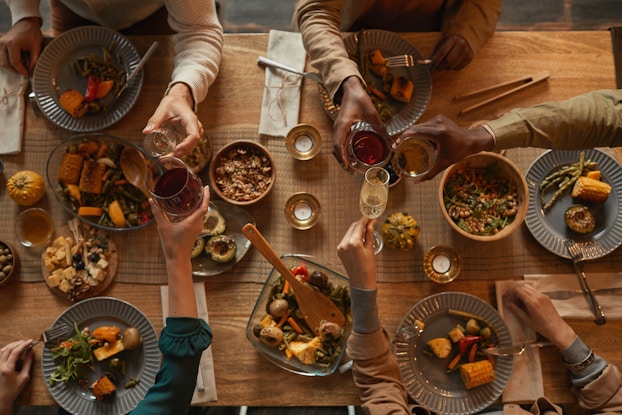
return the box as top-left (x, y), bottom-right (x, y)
top-left (447, 352), bottom-right (463, 371)
top-left (275, 310), bottom-right (291, 328)
top-left (114, 179), bottom-right (128, 186)
top-left (282, 280), bottom-right (290, 295)
top-left (468, 343), bottom-right (478, 363)
top-left (287, 317), bottom-right (304, 334)
top-left (95, 143), bottom-right (108, 159)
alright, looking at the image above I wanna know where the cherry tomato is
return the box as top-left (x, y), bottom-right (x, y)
top-left (291, 265), bottom-right (308, 278)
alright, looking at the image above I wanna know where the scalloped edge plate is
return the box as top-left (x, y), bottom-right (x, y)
top-left (393, 292), bottom-right (513, 415)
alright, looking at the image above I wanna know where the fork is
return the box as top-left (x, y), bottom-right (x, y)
top-left (564, 239), bottom-right (607, 325)
top-left (257, 56), bottom-right (323, 83)
top-left (27, 323), bottom-right (71, 350)
top-left (384, 55), bottom-right (431, 67)
top-left (482, 340), bottom-right (553, 357)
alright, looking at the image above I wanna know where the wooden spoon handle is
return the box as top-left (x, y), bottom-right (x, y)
top-left (242, 223), bottom-right (300, 287)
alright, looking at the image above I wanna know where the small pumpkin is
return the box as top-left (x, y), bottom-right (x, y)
top-left (382, 211), bottom-right (420, 251)
top-left (7, 170), bottom-right (46, 206)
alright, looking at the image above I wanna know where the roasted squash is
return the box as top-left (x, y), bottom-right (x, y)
top-left (382, 212), bottom-right (420, 251)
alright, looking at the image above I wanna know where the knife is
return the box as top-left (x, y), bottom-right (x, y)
top-left (543, 287), bottom-right (622, 300)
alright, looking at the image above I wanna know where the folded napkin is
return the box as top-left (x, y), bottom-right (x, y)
top-left (524, 273), bottom-right (622, 319)
top-left (258, 30), bottom-right (306, 138)
top-left (0, 68), bottom-right (28, 154)
top-left (160, 282), bottom-right (217, 404)
top-left (495, 280), bottom-right (544, 404)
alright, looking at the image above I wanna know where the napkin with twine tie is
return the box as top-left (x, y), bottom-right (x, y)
top-left (495, 280), bottom-right (544, 404)
top-left (160, 282), bottom-right (217, 404)
top-left (524, 273), bottom-right (622, 319)
top-left (258, 30), bottom-right (306, 138)
top-left (0, 68), bottom-right (28, 154)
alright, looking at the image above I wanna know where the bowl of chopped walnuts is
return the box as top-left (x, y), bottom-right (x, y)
top-left (209, 140), bottom-right (276, 206)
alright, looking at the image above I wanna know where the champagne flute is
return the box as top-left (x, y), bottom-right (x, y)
top-left (147, 156), bottom-right (204, 222)
top-left (359, 167), bottom-right (390, 254)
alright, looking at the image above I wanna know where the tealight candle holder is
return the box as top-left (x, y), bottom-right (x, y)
top-left (284, 192), bottom-right (321, 230)
top-left (422, 246), bottom-right (461, 283)
top-left (285, 124), bottom-right (322, 160)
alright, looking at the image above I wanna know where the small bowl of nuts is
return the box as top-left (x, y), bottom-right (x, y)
top-left (0, 241), bottom-right (19, 287)
top-left (209, 140), bottom-right (276, 206)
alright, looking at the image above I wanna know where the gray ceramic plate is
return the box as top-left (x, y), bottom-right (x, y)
top-left (525, 149), bottom-right (622, 259)
top-left (191, 200), bottom-right (254, 276)
top-left (393, 292), bottom-right (513, 415)
top-left (42, 297), bottom-right (159, 415)
top-left (319, 29), bottom-right (432, 136)
top-left (33, 26), bottom-right (142, 132)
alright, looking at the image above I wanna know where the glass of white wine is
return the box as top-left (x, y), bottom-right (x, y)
top-left (359, 167), bottom-right (390, 254)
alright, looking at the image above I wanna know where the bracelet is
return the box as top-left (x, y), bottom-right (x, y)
top-left (481, 124), bottom-right (496, 151)
top-left (564, 349), bottom-right (595, 371)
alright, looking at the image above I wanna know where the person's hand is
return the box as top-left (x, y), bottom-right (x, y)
top-left (337, 217), bottom-right (378, 290)
top-left (430, 35), bottom-right (474, 71)
top-left (503, 284), bottom-right (577, 350)
top-left (0, 340), bottom-right (34, 414)
top-left (333, 76), bottom-right (383, 173)
top-left (0, 18), bottom-right (43, 77)
top-left (150, 185), bottom-right (210, 261)
top-left (143, 83), bottom-right (203, 158)
top-left (395, 114), bottom-right (493, 182)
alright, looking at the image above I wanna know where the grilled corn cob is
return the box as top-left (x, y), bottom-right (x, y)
top-left (459, 360), bottom-right (496, 389)
top-left (571, 176), bottom-right (611, 203)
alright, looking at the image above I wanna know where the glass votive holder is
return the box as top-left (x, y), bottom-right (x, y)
top-left (422, 246), bottom-right (461, 283)
top-left (14, 208), bottom-right (54, 248)
top-left (345, 121), bottom-right (392, 174)
top-left (391, 134), bottom-right (437, 179)
top-left (286, 124), bottom-right (322, 160)
top-left (284, 193), bottom-right (321, 230)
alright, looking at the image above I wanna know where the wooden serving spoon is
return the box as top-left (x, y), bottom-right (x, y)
top-left (242, 223), bottom-right (346, 333)
top-left (120, 147), bottom-right (152, 198)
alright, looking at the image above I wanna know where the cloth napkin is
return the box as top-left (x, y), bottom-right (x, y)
top-left (524, 273), bottom-right (622, 319)
top-left (258, 30), bottom-right (306, 138)
top-left (160, 282), bottom-right (217, 404)
top-left (495, 280), bottom-right (544, 404)
top-left (0, 68), bottom-right (28, 154)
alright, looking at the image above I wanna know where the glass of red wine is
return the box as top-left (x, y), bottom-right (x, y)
top-left (147, 156), bottom-right (204, 222)
top-left (345, 121), bottom-right (392, 174)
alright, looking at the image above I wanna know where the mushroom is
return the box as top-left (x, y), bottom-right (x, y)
top-left (259, 326), bottom-right (284, 347)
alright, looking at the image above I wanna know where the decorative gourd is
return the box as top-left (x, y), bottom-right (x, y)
top-left (7, 170), bottom-right (46, 206)
top-left (382, 211), bottom-right (420, 251)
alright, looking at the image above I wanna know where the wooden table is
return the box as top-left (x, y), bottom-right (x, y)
top-left (2, 31), bottom-right (621, 408)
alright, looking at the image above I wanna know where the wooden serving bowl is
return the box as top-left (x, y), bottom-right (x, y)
top-left (438, 152), bottom-right (529, 242)
top-left (0, 241), bottom-right (19, 288)
top-left (209, 140), bottom-right (276, 206)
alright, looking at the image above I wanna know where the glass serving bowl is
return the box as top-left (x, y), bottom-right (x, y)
top-left (246, 255), bottom-right (351, 376)
top-left (46, 133), bottom-right (155, 231)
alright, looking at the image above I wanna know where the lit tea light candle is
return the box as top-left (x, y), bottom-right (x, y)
top-left (432, 254), bottom-right (451, 274)
top-left (294, 201), bottom-right (313, 221)
top-left (294, 134), bottom-right (314, 153)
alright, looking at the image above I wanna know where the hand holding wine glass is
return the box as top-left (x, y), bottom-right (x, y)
top-left (147, 156), bottom-right (204, 222)
top-left (359, 167), bottom-right (390, 254)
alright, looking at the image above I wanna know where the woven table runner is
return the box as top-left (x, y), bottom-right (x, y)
top-left (5, 125), bottom-right (621, 285)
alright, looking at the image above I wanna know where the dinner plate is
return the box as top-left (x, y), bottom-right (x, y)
top-left (42, 297), bottom-right (159, 415)
top-left (319, 29), bottom-right (432, 136)
top-left (525, 149), bottom-right (622, 259)
top-left (393, 292), bottom-right (513, 415)
top-left (33, 26), bottom-right (143, 132)
top-left (191, 200), bottom-right (255, 276)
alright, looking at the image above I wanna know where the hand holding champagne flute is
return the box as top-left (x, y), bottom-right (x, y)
top-left (147, 156), bottom-right (204, 222)
top-left (359, 167), bottom-right (390, 254)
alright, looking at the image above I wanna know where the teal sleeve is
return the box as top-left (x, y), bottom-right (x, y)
top-left (131, 317), bottom-right (212, 415)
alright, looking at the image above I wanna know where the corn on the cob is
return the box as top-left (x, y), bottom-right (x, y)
top-left (571, 176), bottom-right (611, 203)
top-left (459, 360), bottom-right (496, 389)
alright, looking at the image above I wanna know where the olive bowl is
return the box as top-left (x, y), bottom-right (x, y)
top-left (0, 241), bottom-right (19, 288)
top-left (245, 254), bottom-right (351, 376)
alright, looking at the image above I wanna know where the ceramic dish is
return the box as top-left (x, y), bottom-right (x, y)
top-left (525, 149), bottom-right (622, 259)
top-left (393, 292), bottom-right (513, 415)
top-left (191, 200), bottom-right (254, 276)
top-left (319, 29), bottom-right (432, 136)
top-left (46, 133), bottom-right (154, 232)
top-left (246, 255), bottom-right (351, 376)
top-left (0, 240), bottom-right (19, 288)
top-left (42, 297), bottom-right (159, 415)
top-left (33, 26), bottom-right (142, 132)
